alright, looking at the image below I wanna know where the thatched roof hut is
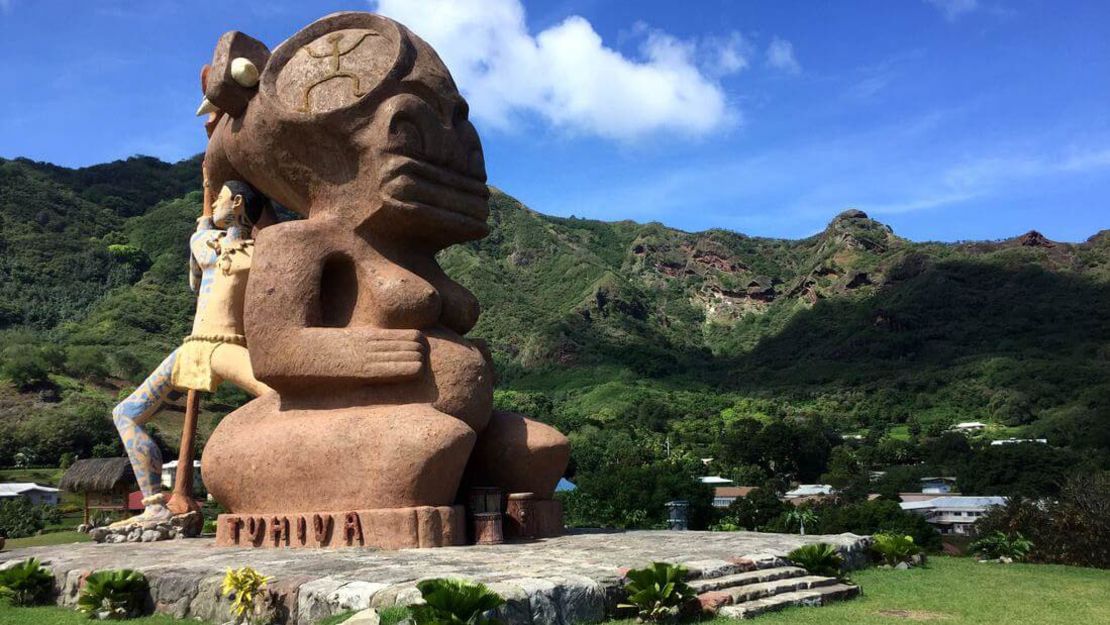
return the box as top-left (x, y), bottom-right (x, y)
top-left (60, 458), bottom-right (138, 524)
top-left (60, 458), bottom-right (135, 493)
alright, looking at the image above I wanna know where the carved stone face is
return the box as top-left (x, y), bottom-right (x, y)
top-left (203, 12), bottom-right (490, 247)
top-left (366, 91), bottom-right (489, 241)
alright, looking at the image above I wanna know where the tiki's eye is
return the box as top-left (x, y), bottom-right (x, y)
top-left (452, 100), bottom-right (469, 127)
top-left (389, 117), bottom-right (424, 156)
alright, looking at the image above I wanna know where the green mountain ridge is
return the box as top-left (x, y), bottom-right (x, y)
top-left (0, 155), bottom-right (1108, 473)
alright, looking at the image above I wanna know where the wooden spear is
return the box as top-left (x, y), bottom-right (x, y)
top-left (167, 64), bottom-right (217, 522)
top-left (165, 163), bottom-right (211, 520)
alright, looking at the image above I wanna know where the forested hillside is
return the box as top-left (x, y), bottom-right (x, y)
top-left (1, 155), bottom-right (1107, 528)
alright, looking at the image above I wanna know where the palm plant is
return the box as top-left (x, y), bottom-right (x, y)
top-left (618, 562), bottom-right (696, 623)
top-left (784, 508), bottom-right (818, 535)
top-left (0, 557), bottom-right (54, 606)
top-left (871, 532), bottom-right (922, 566)
top-left (76, 569), bottom-right (149, 620)
top-left (412, 578), bottom-right (505, 625)
top-left (786, 543), bottom-right (844, 578)
top-left (970, 531), bottom-right (1034, 561)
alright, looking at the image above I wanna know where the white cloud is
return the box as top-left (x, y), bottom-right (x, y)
top-left (702, 32), bottom-right (754, 76)
top-left (766, 37), bottom-right (800, 74)
top-left (925, 0), bottom-right (979, 20)
top-left (372, 0), bottom-right (737, 141)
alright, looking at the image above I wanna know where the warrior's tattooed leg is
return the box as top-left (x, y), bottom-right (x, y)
top-left (110, 350), bottom-right (178, 526)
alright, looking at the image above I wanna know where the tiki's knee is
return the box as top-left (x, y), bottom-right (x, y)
top-left (464, 411), bottom-right (570, 499)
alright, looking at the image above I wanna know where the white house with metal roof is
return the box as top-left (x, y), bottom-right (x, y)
top-left (900, 496), bottom-right (1006, 535)
top-left (0, 482), bottom-right (61, 506)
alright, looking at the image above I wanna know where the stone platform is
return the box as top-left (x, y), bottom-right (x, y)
top-left (1, 529), bottom-right (869, 625)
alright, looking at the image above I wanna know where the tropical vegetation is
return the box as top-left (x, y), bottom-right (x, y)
top-left (411, 578), bottom-right (505, 625)
top-left (76, 569), bottom-right (149, 620)
top-left (0, 154), bottom-right (1107, 537)
top-left (618, 562), bottom-right (696, 623)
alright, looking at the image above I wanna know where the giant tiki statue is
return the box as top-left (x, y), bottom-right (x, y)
top-left (197, 12), bottom-right (569, 548)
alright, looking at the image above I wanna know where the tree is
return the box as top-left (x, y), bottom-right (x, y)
top-left (785, 507), bottom-right (819, 535)
top-left (723, 488), bottom-right (790, 531)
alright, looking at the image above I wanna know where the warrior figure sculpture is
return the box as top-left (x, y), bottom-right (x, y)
top-left (110, 181), bottom-right (273, 528)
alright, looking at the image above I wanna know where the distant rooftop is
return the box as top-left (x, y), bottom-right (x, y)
top-left (785, 484), bottom-right (834, 497)
top-left (900, 496), bottom-right (1006, 511)
top-left (0, 482), bottom-right (59, 497)
top-left (951, 422), bottom-right (987, 430)
top-left (699, 476), bottom-right (734, 485)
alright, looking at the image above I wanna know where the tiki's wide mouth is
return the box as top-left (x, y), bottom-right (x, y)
top-left (380, 154), bottom-right (490, 223)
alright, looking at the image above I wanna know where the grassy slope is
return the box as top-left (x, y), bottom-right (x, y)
top-left (0, 155), bottom-right (1108, 469)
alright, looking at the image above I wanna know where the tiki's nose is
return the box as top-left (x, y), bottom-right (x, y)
top-left (196, 98), bottom-right (218, 117)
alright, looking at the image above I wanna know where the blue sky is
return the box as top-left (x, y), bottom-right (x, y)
top-left (1, 0), bottom-right (1107, 242)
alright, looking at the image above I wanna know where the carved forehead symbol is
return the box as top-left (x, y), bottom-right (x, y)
top-left (275, 27), bottom-right (397, 116)
top-left (296, 31), bottom-right (381, 113)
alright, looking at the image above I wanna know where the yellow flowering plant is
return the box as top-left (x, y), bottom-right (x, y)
top-left (221, 566), bottom-right (273, 625)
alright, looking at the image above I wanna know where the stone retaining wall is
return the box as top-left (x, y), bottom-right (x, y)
top-left (1, 529), bottom-right (870, 625)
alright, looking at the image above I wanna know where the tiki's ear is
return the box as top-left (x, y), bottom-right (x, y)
top-left (198, 31), bottom-right (270, 118)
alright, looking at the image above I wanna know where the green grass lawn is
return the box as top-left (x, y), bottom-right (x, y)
top-left (3, 529), bottom-right (90, 550)
top-left (731, 556), bottom-right (1109, 625)
top-left (608, 557), bottom-right (1108, 625)
top-left (0, 604), bottom-right (186, 625)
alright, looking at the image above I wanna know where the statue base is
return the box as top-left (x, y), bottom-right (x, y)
top-left (214, 505), bottom-right (465, 549)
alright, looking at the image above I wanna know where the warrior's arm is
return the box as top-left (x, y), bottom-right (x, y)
top-left (188, 218), bottom-right (222, 293)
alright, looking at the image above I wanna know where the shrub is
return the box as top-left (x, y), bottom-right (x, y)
top-left (618, 562), bottom-right (696, 623)
top-left (380, 605), bottom-right (414, 625)
top-left (871, 532), bottom-right (922, 566)
top-left (786, 543), bottom-right (843, 578)
top-left (975, 472), bottom-right (1110, 568)
top-left (0, 498), bottom-right (46, 538)
top-left (812, 499), bottom-right (941, 551)
top-left (77, 569), bottom-right (149, 620)
top-left (1, 349), bottom-right (51, 390)
top-left (222, 567), bottom-right (273, 625)
top-left (0, 558), bottom-right (54, 606)
top-left (412, 578), bottom-right (505, 625)
top-left (969, 531), bottom-right (1034, 561)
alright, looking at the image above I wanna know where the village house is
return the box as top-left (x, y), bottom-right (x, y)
top-left (712, 486), bottom-right (755, 508)
top-left (160, 459), bottom-right (204, 492)
top-left (950, 421), bottom-right (987, 433)
top-left (0, 482), bottom-right (60, 506)
top-left (920, 476), bottom-right (958, 494)
top-left (59, 458), bottom-right (139, 525)
top-left (900, 496), bottom-right (1007, 535)
top-left (783, 484), bottom-right (837, 506)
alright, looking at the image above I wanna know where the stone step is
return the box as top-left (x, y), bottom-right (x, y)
top-left (689, 566), bottom-right (807, 594)
top-left (723, 575), bottom-right (840, 605)
top-left (716, 583), bottom-right (861, 619)
top-left (682, 554), bottom-right (790, 581)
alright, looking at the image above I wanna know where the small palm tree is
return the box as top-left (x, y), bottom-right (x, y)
top-left (0, 558), bottom-right (54, 606)
top-left (787, 543), bottom-right (844, 578)
top-left (412, 578), bottom-right (505, 625)
top-left (785, 508), bottom-right (818, 535)
top-left (618, 562), bottom-right (696, 623)
top-left (77, 569), bottom-right (149, 620)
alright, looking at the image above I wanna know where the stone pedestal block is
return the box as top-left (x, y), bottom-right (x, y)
top-left (214, 506), bottom-right (464, 549)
